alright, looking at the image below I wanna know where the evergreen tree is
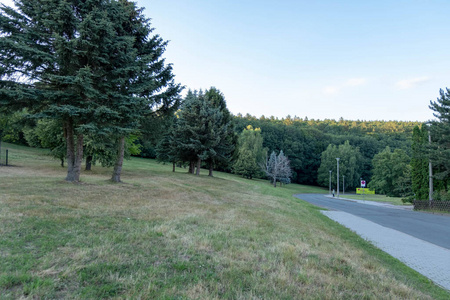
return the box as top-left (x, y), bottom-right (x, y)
top-left (0, 0), bottom-right (181, 182)
top-left (171, 88), bottom-right (233, 176)
top-left (202, 88), bottom-right (236, 176)
top-left (428, 88), bottom-right (450, 182)
top-left (411, 125), bottom-right (429, 200)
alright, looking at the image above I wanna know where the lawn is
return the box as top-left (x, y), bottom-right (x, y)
top-left (0, 143), bottom-right (448, 299)
top-left (338, 194), bottom-right (407, 206)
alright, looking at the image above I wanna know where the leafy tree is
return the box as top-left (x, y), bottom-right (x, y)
top-left (411, 125), bottom-right (429, 200)
top-left (317, 141), bottom-right (363, 190)
top-left (233, 125), bottom-right (265, 179)
top-left (262, 150), bottom-right (292, 187)
top-left (368, 146), bottom-right (411, 197)
top-left (23, 119), bottom-right (66, 167)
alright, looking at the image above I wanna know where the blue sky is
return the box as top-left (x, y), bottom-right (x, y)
top-left (141, 0), bottom-right (450, 121)
top-left (4, 0), bottom-right (449, 121)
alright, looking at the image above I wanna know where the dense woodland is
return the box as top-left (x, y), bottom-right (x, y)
top-left (1, 0), bottom-right (450, 202)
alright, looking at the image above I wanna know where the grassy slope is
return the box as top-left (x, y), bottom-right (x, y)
top-left (0, 143), bottom-right (448, 299)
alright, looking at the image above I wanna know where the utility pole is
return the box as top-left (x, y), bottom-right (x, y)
top-left (336, 158), bottom-right (340, 198)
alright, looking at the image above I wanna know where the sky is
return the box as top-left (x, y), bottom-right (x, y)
top-left (3, 0), bottom-right (450, 121)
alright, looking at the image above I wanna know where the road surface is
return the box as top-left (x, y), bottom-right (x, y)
top-left (295, 194), bottom-right (450, 249)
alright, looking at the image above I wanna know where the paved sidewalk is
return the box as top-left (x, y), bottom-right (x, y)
top-left (322, 210), bottom-right (450, 291)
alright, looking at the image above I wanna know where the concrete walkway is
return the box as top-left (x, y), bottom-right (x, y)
top-left (322, 210), bottom-right (450, 291)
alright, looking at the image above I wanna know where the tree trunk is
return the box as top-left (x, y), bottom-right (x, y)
top-left (189, 161), bottom-right (195, 174)
top-left (85, 155), bottom-right (93, 171)
top-left (196, 157), bottom-right (201, 176)
top-left (65, 119), bottom-right (83, 182)
top-left (111, 136), bottom-right (125, 183)
top-left (60, 158), bottom-right (64, 168)
top-left (273, 177), bottom-right (277, 187)
top-left (172, 162), bottom-right (176, 172)
top-left (208, 164), bottom-right (213, 177)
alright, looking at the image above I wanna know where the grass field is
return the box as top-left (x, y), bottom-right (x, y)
top-left (0, 142), bottom-right (448, 299)
top-left (338, 194), bottom-right (407, 206)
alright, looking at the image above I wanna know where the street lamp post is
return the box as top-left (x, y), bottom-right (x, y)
top-left (329, 170), bottom-right (332, 195)
top-left (336, 158), bottom-right (340, 198)
top-left (342, 175), bottom-right (345, 195)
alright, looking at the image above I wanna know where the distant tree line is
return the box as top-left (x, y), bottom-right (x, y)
top-left (2, 1), bottom-right (449, 196)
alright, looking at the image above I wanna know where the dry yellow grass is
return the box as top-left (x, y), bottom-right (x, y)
top-left (0, 143), bottom-right (448, 299)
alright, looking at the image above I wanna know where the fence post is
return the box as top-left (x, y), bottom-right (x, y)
top-left (5, 149), bottom-right (8, 166)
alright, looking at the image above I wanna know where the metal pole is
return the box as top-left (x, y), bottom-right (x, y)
top-left (343, 175), bottom-right (345, 195)
top-left (429, 131), bottom-right (433, 206)
top-left (329, 170), bottom-right (332, 195)
top-left (336, 158), bottom-right (340, 198)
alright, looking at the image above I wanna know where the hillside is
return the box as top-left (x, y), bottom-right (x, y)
top-left (0, 143), bottom-right (447, 299)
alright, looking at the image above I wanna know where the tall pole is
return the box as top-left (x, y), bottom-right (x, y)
top-left (429, 131), bottom-right (433, 205)
top-left (343, 175), bottom-right (345, 195)
top-left (329, 170), bottom-right (332, 195)
top-left (336, 158), bottom-right (340, 198)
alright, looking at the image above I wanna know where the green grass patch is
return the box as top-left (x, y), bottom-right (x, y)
top-left (0, 142), bottom-right (448, 299)
top-left (339, 194), bottom-right (407, 205)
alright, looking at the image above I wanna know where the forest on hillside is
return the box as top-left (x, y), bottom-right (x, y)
top-left (1, 0), bottom-right (449, 203)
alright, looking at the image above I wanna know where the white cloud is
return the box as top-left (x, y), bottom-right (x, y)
top-left (323, 77), bottom-right (367, 95)
top-left (345, 78), bottom-right (367, 87)
top-left (396, 76), bottom-right (430, 90)
top-left (324, 86), bottom-right (340, 95)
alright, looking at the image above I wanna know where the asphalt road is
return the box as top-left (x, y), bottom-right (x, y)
top-left (295, 194), bottom-right (450, 250)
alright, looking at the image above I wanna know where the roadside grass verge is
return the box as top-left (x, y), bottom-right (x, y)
top-left (0, 142), bottom-right (448, 299)
top-left (339, 194), bottom-right (406, 206)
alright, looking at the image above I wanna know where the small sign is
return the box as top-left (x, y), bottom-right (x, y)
top-left (361, 180), bottom-right (366, 188)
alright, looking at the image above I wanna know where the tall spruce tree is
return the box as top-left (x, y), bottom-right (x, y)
top-left (411, 125), bottom-right (429, 200)
top-left (429, 88), bottom-right (450, 182)
top-left (0, 0), bottom-right (181, 182)
top-left (202, 88), bottom-right (235, 176)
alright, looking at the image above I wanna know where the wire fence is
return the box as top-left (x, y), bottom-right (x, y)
top-left (414, 200), bottom-right (450, 213)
